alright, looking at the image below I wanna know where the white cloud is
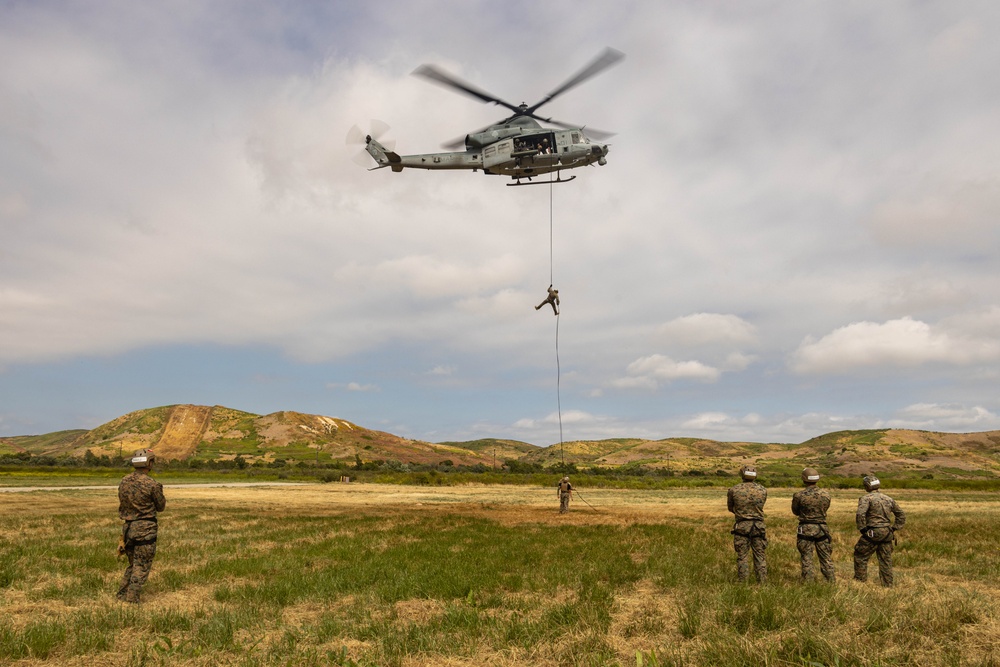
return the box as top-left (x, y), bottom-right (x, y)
top-left (614, 354), bottom-right (721, 389)
top-left (882, 403), bottom-right (1000, 431)
top-left (791, 317), bottom-right (1000, 374)
top-left (6, 3), bottom-right (1000, 443)
top-left (514, 410), bottom-right (601, 430)
top-left (658, 313), bottom-right (758, 346)
top-left (681, 412), bottom-right (730, 429)
top-left (722, 352), bottom-right (756, 372)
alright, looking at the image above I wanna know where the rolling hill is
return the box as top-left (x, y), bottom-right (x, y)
top-left (0, 405), bottom-right (532, 467)
top-left (2, 404), bottom-right (999, 479)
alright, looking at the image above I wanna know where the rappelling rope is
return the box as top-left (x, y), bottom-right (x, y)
top-left (549, 174), bottom-right (565, 461)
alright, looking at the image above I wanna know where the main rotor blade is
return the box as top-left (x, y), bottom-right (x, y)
top-left (413, 64), bottom-right (522, 116)
top-left (526, 47), bottom-right (624, 115)
top-left (542, 118), bottom-right (616, 141)
top-left (441, 135), bottom-right (469, 151)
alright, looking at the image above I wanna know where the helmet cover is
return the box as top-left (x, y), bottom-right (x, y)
top-left (131, 448), bottom-right (156, 468)
top-left (802, 467), bottom-right (820, 483)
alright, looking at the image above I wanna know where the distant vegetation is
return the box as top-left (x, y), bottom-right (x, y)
top-left (2, 405), bottom-right (1000, 490)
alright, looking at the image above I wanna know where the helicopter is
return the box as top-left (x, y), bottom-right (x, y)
top-left (349, 48), bottom-right (624, 186)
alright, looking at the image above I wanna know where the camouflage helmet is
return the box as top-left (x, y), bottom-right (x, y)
top-left (562, 476), bottom-right (569, 482)
top-left (131, 449), bottom-right (155, 468)
top-left (863, 475), bottom-right (880, 491)
top-left (739, 465), bottom-right (757, 481)
top-left (802, 467), bottom-right (820, 484)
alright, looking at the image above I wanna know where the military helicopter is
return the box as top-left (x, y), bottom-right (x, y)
top-left (349, 48), bottom-right (624, 186)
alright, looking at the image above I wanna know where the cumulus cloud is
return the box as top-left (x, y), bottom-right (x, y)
top-left (791, 317), bottom-right (1000, 374)
top-left (613, 354), bottom-right (721, 389)
top-left (658, 313), bottom-right (758, 346)
top-left (6, 3), bottom-right (1000, 441)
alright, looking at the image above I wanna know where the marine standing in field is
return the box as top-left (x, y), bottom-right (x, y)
top-left (854, 475), bottom-right (905, 587)
top-left (557, 476), bottom-right (573, 514)
top-left (792, 468), bottom-right (835, 582)
top-left (117, 449), bottom-right (166, 603)
top-left (727, 465), bottom-right (768, 583)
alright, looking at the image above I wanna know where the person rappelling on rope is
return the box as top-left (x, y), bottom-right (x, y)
top-left (535, 285), bottom-right (560, 315)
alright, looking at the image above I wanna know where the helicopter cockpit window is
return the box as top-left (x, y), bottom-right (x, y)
top-left (571, 132), bottom-right (580, 144)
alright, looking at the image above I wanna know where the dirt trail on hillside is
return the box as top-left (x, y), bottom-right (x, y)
top-left (154, 404), bottom-right (212, 460)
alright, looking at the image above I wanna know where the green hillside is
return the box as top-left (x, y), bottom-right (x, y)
top-left (3, 406), bottom-right (999, 480)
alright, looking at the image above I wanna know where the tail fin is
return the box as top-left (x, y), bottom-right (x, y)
top-left (365, 136), bottom-right (403, 172)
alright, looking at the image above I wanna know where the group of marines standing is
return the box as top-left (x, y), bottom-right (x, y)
top-left (727, 464), bottom-right (906, 586)
top-left (117, 449), bottom-right (907, 605)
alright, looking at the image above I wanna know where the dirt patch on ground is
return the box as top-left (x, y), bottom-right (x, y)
top-left (5, 483), bottom-right (1000, 528)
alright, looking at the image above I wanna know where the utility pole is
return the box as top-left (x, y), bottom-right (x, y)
top-left (493, 447), bottom-right (496, 470)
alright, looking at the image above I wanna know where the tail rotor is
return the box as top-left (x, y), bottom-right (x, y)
top-left (346, 120), bottom-right (395, 166)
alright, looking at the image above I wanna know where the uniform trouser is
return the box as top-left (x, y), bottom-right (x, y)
top-left (118, 542), bottom-right (157, 603)
top-left (797, 537), bottom-right (835, 582)
top-left (559, 492), bottom-right (570, 513)
top-left (733, 534), bottom-right (767, 583)
top-left (854, 535), bottom-right (894, 587)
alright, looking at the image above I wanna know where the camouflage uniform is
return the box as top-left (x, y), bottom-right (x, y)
top-left (853, 488), bottom-right (905, 587)
top-left (792, 485), bottom-right (835, 582)
top-left (535, 286), bottom-right (560, 315)
top-left (727, 480), bottom-right (768, 583)
top-left (117, 470), bottom-right (166, 603)
top-left (557, 478), bottom-right (573, 514)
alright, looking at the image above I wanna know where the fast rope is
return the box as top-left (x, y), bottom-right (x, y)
top-left (573, 489), bottom-right (600, 512)
top-left (549, 174), bottom-right (565, 465)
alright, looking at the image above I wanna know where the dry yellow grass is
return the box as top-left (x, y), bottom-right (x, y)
top-left (2, 483), bottom-right (1000, 666)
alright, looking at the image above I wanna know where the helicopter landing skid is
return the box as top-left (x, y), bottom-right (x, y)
top-left (507, 174), bottom-right (577, 187)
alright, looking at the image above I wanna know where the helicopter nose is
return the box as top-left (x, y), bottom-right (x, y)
top-left (591, 145), bottom-right (608, 156)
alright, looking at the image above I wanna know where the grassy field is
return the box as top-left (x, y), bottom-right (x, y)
top-left (1, 483), bottom-right (998, 666)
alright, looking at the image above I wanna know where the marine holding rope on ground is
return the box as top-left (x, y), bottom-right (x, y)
top-left (854, 475), bottom-right (905, 587)
top-left (792, 467), bottom-right (835, 583)
top-left (117, 448), bottom-right (166, 603)
top-left (727, 464), bottom-right (768, 583)
top-left (557, 476), bottom-right (573, 514)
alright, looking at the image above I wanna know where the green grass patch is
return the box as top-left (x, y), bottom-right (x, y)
top-left (3, 487), bottom-right (1000, 665)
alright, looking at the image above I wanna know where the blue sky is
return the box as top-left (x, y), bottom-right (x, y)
top-left (3, 1), bottom-right (1000, 444)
